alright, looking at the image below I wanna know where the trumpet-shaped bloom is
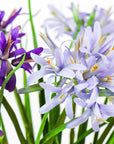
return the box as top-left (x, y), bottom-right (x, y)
top-left (66, 87), bottom-right (114, 131)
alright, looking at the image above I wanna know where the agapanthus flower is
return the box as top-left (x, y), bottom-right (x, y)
top-left (0, 27), bottom-right (43, 92)
top-left (95, 6), bottom-right (114, 34)
top-left (0, 130), bottom-right (4, 135)
top-left (66, 87), bottom-right (114, 132)
top-left (0, 8), bottom-right (21, 31)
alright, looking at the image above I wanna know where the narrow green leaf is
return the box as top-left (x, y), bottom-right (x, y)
top-left (35, 112), bottom-right (49, 144)
top-left (106, 131), bottom-right (114, 144)
top-left (71, 3), bottom-right (80, 24)
top-left (99, 89), bottom-right (114, 97)
top-left (0, 53), bottom-right (26, 108)
top-left (86, 9), bottom-right (95, 27)
top-left (74, 117), bottom-right (112, 144)
top-left (96, 117), bottom-right (114, 144)
top-left (47, 109), bottom-right (66, 144)
top-left (2, 97), bottom-right (27, 144)
top-left (17, 83), bottom-right (43, 94)
top-left (0, 113), bottom-right (8, 144)
top-left (93, 132), bottom-right (99, 144)
top-left (39, 123), bottom-right (66, 144)
top-left (23, 71), bottom-right (35, 142)
top-left (28, 0), bottom-right (38, 48)
top-left (14, 88), bottom-right (35, 143)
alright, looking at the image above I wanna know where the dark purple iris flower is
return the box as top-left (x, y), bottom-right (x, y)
top-left (0, 8), bottom-right (21, 30)
top-left (0, 27), bottom-right (43, 92)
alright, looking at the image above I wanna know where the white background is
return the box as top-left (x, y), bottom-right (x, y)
top-left (0, 0), bottom-right (114, 143)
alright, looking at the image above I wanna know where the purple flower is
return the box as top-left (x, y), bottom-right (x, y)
top-left (0, 8), bottom-right (21, 30)
top-left (0, 28), bottom-right (43, 92)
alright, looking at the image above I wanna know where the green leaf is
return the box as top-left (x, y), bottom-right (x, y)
top-left (71, 3), bottom-right (80, 24)
top-left (96, 117), bottom-right (114, 144)
top-left (2, 97), bottom-right (27, 144)
top-left (39, 123), bottom-right (66, 144)
top-left (35, 112), bottom-right (49, 144)
top-left (47, 109), bottom-right (66, 144)
top-left (99, 89), bottom-right (114, 97)
top-left (74, 117), bottom-right (112, 144)
top-left (106, 131), bottom-right (114, 144)
top-left (86, 9), bottom-right (95, 27)
top-left (17, 83), bottom-right (43, 94)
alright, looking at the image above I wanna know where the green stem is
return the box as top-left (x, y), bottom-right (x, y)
top-left (35, 112), bottom-right (49, 144)
top-left (0, 113), bottom-right (8, 144)
top-left (2, 97), bottom-right (27, 144)
top-left (28, 0), bottom-right (38, 48)
top-left (14, 88), bottom-right (34, 144)
top-left (96, 117), bottom-right (114, 144)
top-left (93, 132), bottom-right (99, 144)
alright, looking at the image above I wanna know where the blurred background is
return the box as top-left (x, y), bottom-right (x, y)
top-left (0, 0), bottom-right (114, 143)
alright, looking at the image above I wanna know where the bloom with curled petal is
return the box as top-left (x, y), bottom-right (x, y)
top-left (0, 28), bottom-right (43, 92)
top-left (66, 87), bottom-right (114, 131)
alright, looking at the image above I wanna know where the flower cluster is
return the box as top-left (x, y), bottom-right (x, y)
top-left (0, 9), bottom-right (43, 92)
top-left (28, 4), bottom-right (114, 132)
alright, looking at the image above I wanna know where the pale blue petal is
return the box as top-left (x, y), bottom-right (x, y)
top-left (39, 94), bottom-right (65, 114)
top-left (66, 109), bottom-right (91, 128)
top-left (66, 63), bottom-right (87, 71)
top-left (65, 95), bottom-right (73, 119)
top-left (39, 82), bottom-right (62, 93)
top-left (31, 53), bottom-right (47, 66)
top-left (87, 87), bottom-right (98, 107)
top-left (27, 68), bottom-right (51, 85)
top-left (58, 68), bottom-right (75, 79)
top-left (99, 104), bottom-right (114, 116)
top-left (75, 82), bottom-right (88, 92)
top-left (74, 98), bottom-right (87, 107)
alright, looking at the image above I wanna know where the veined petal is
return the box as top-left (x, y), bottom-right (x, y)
top-left (9, 48), bottom-right (25, 58)
top-left (65, 95), bottom-right (73, 119)
top-left (99, 104), bottom-right (114, 116)
top-left (27, 68), bottom-right (51, 85)
top-left (74, 98), bottom-right (87, 107)
top-left (55, 48), bottom-right (64, 68)
top-left (75, 82), bottom-right (88, 92)
top-left (31, 53), bottom-right (47, 66)
top-left (58, 68), bottom-right (75, 79)
top-left (39, 94), bottom-right (65, 114)
top-left (66, 63), bottom-right (87, 71)
top-left (87, 87), bottom-right (98, 108)
top-left (66, 108), bottom-right (91, 128)
top-left (39, 82), bottom-right (62, 93)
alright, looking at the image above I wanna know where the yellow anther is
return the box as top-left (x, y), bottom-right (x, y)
top-left (70, 57), bottom-right (75, 64)
top-left (97, 118), bottom-right (108, 124)
top-left (46, 59), bottom-right (51, 64)
top-left (51, 11), bottom-right (56, 16)
top-left (103, 76), bottom-right (112, 82)
top-left (59, 94), bottom-right (64, 100)
top-left (91, 64), bottom-right (98, 73)
top-left (64, 26), bottom-right (71, 32)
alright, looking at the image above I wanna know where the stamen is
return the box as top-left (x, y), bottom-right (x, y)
top-left (70, 56), bottom-right (75, 64)
top-left (91, 64), bottom-right (98, 73)
top-left (59, 94), bottom-right (64, 100)
top-left (103, 76), bottom-right (112, 82)
top-left (97, 118), bottom-right (108, 124)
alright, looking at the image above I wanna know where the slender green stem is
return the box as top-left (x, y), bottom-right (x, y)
top-left (106, 131), bottom-right (114, 144)
top-left (93, 132), bottom-right (99, 144)
top-left (2, 97), bottom-right (27, 144)
top-left (14, 88), bottom-right (35, 144)
top-left (0, 113), bottom-right (8, 144)
top-left (35, 112), bottom-right (49, 144)
top-left (28, 0), bottom-right (38, 48)
top-left (96, 117), bottom-right (114, 144)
